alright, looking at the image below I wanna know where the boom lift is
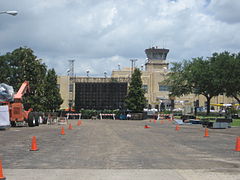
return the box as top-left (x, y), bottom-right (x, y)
top-left (0, 81), bottom-right (37, 127)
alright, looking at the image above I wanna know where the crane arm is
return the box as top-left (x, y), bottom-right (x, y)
top-left (13, 81), bottom-right (30, 101)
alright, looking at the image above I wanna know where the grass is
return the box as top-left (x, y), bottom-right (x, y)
top-left (231, 119), bottom-right (240, 127)
top-left (197, 116), bottom-right (222, 119)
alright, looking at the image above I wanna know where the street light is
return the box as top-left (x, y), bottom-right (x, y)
top-left (118, 63), bottom-right (121, 70)
top-left (86, 70), bottom-right (89, 77)
top-left (0, 11), bottom-right (18, 16)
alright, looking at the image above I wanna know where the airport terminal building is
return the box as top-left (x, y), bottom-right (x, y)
top-left (57, 47), bottom-right (234, 111)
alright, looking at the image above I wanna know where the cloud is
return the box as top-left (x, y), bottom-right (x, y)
top-left (0, 0), bottom-right (240, 76)
top-left (207, 0), bottom-right (240, 24)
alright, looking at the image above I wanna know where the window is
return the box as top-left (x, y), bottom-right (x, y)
top-left (159, 85), bottom-right (169, 91)
top-left (142, 85), bottom-right (148, 93)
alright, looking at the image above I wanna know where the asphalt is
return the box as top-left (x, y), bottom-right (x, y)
top-left (0, 119), bottom-right (240, 179)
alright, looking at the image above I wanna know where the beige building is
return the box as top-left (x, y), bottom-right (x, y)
top-left (112, 47), bottom-right (198, 110)
top-left (57, 47), bottom-right (235, 111)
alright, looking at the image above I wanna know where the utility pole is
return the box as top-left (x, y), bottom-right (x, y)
top-left (130, 59), bottom-right (138, 77)
top-left (68, 59), bottom-right (75, 111)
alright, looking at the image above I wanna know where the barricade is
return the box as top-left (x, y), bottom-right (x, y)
top-left (99, 113), bottom-right (115, 120)
top-left (66, 113), bottom-right (81, 120)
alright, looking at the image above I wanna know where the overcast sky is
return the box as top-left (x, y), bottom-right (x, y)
top-left (1, 0), bottom-right (240, 76)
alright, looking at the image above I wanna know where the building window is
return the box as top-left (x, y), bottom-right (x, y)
top-left (159, 85), bottom-right (169, 91)
top-left (142, 85), bottom-right (148, 93)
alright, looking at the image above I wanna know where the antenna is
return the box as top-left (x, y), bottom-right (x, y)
top-left (163, 40), bottom-right (167, 49)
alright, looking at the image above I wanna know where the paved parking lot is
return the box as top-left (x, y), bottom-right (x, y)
top-left (0, 119), bottom-right (240, 179)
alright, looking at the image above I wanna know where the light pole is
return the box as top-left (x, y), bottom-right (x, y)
top-left (104, 71), bottom-right (107, 78)
top-left (86, 70), bottom-right (89, 77)
top-left (0, 11), bottom-right (18, 16)
top-left (118, 63), bottom-right (121, 70)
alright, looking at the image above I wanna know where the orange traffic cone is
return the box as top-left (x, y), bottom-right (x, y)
top-left (61, 127), bottom-right (65, 135)
top-left (234, 137), bottom-right (240, 151)
top-left (175, 124), bottom-right (180, 131)
top-left (77, 120), bottom-right (81, 126)
top-left (0, 160), bottom-right (6, 180)
top-left (30, 136), bottom-right (38, 151)
top-left (144, 125), bottom-right (151, 128)
top-left (68, 123), bottom-right (73, 130)
top-left (204, 128), bottom-right (209, 137)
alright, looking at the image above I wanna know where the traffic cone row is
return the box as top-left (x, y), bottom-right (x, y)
top-left (147, 118), bottom-right (239, 152)
top-left (0, 118), bottom-right (239, 180)
top-left (29, 121), bottom-right (82, 151)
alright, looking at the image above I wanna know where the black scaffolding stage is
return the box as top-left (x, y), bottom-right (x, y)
top-left (75, 82), bottom-right (128, 110)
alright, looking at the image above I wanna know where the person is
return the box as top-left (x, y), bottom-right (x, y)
top-left (127, 113), bottom-right (131, 120)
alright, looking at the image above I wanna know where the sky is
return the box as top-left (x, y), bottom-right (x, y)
top-left (0, 0), bottom-right (240, 77)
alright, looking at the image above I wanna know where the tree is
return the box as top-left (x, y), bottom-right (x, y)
top-left (186, 57), bottom-right (221, 114)
top-left (166, 61), bottom-right (192, 97)
top-left (125, 68), bottom-right (147, 113)
top-left (0, 47), bottom-right (63, 112)
top-left (0, 53), bottom-right (11, 84)
top-left (166, 57), bottom-right (222, 115)
top-left (43, 69), bottom-right (63, 112)
top-left (6, 47), bottom-right (47, 111)
top-left (210, 52), bottom-right (240, 104)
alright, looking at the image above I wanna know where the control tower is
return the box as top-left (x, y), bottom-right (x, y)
top-left (145, 46), bottom-right (169, 71)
